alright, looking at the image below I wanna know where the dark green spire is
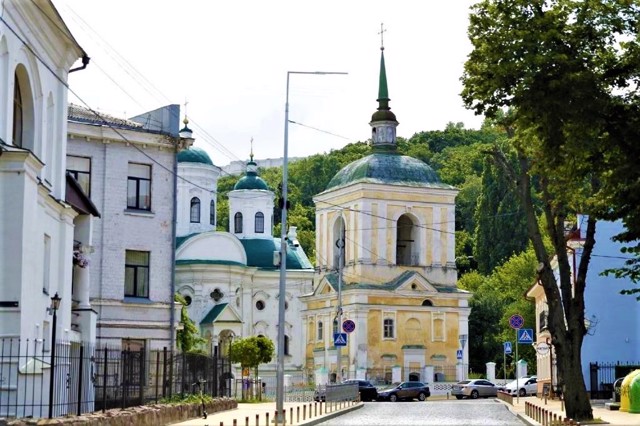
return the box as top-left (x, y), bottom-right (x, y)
top-left (377, 50), bottom-right (389, 108)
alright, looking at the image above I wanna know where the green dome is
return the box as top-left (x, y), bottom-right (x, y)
top-left (326, 153), bottom-right (453, 190)
top-left (177, 147), bottom-right (213, 165)
top-left (234, 161), bottom-right (269, 190)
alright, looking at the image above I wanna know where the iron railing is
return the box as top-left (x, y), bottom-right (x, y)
top-left (0, 338), bottom-right (231, 419)
top-left (589, 361), bottom-right (640, 399)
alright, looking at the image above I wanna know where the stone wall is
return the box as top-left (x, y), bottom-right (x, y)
top-left (3, 398), bottom-right (237, 426)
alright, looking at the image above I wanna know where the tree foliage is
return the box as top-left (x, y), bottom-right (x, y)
top-left (228, 336), bottom-right (275, 378)
top-left (461, 0), bottom-right (640, 420)
top-left (175, 294), bottom-right (205, 353)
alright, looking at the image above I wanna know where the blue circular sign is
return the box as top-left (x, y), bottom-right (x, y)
top-left (342, 319), bottom-right (356, 333)
top-left (509, 314), bottom-right (524, 329)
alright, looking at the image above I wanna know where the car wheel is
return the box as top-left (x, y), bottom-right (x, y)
top-left (389, 394), bottom-right (398, 402)
top-left (519, 388), bottom-right (526, 397)
top-left (418, 392), bottom-right (426, 401)
top-left (455, 395), bottom-right (463, 400)
top-left (471, 390), bottom-right (479, 399)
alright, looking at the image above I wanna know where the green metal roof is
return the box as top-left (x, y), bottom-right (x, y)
top-left (325, 153), bottom-right (454, 191)
top-left (323, 270), bottom-right (468, 293)
top-left (240, 238), bottom-right (313, 270)
top-left (177, 146), bottom-right (213, 166)
top-left (233, 161), bottom-right (270, 190)
top-left (200, 303), bottom-right (231, 324)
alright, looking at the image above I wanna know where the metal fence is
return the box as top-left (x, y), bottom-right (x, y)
top-left (0, 338), bottom-right (231, 419)
top-left (589, 361), bottom-right (640, 399)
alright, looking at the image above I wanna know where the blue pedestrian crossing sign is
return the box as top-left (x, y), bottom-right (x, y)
top-left (456, 349), bottom-right (463, 360)
top-left (517, 328), bottom-right (534, 344)
top-left (504, 342), bottom-right (512, 355)
top-left (334, 332), bottom-right (347, 346)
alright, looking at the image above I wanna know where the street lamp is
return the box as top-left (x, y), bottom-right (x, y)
top-left (277, 70), bottom-right (347, 420)
top-left (48, 292), bottom-right (61, 419)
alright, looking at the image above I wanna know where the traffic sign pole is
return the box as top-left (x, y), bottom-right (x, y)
top-left (516, 328), bottom-right (519, 404)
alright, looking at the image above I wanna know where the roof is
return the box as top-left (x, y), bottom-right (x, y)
top-left (234, 161), bottom-right (269, 190)
top-left (324, 153), bottom-right (455, 191)
top-left (68, 104), bottom-right (144, 130)
top-left (240, 238), bottom-right (313, 270)
top-left (177, 146), bottom-right (213, 166)
top-left (199, 303), bottom-right (242, 325)
top-left (65, 173), bottom-right (100, 217)
top-left (323, 270), bottom-right (469, 293)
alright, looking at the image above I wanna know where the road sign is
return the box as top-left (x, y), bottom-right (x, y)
top-left (509, 314), bottom-right (524, 329)
top-left (342, 319), bottom-right (356, 333)
top-left (456, 349), bottom-right (463, 360)
top-left (517, 328), bottom-right (534, 344)
top-left (334, 332), bottom-right (347, 346)
top-left (536, 342), bottom-right (550, 355)
top-left (504, 341), bottom-right (512, 355)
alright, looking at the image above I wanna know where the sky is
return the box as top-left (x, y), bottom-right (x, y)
top-left (53, 1), bottom-right (485, 167)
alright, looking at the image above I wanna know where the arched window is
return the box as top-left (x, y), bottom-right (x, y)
top-left (422, 299), bottom-right (433, 306)
top-left (234, 212), bottom-right (243, 233)
top-left (317, 321), bottom-right (323, 341)
top-left (13, 73), bottom-right (23, 147)
top-left (396, 214), bottom-right (418, 265)
top-left (255, 212), bottom-right (264, 233)
top-left (284, 335), bottom-right (290, 356)
top-left (333, 318), bottom-right (339, 335)
top-left (210, 200), bottom-right (215, 225)
top-left (190, 197), bottom-right (201, 223)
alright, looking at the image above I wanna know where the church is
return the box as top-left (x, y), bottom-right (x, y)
top-left (301, 44), bottom-right (471, 385)
top-left (175, 42), bottom-right (471, 387)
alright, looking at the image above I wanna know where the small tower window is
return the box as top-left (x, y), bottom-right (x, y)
top-left (234, 212), bottom-right (243, 233)
top-left (255, 300), bottom-right (265, 310)
top-left (422, 299), bottom-right (433, 306)
top-left (210, 200), bottom-right (215, 225)
top-left (190, 197), bottom-right (201, 223)
top-left (255, 212), bottom-right (265, 233)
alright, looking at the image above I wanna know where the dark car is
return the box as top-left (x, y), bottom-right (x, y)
top-left (377, 381), bottom-right (430, 402)
top-left (342, 379), bottom-right (379, 402)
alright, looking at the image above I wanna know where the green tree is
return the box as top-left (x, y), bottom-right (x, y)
top-left (461, 0), bottom-right (640, 419)
top-left (175, 294), bottom-right (205, 353)
top-left (229, 336), bottom-right (275, 382)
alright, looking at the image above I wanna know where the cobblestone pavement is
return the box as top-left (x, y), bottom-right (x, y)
top-left (317, 400), bottom-right (526, 426)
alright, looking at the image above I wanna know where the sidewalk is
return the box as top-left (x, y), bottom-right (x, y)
top-left (168, 400), bottom-right (362, 426)
top-left (502, 395), bottom-right (640, 425)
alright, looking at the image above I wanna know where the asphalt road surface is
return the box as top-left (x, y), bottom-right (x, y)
top-left (318, 399), bottom-right (526, 425)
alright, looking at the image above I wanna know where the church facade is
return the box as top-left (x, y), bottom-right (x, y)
top-left (302, 46), bottom-right (471, 384)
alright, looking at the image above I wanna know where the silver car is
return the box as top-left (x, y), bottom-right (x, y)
top-left (451, 379), bottom-right (498, 399)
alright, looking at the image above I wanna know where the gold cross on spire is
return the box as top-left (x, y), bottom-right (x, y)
top-left (378, 23), bottom-right (386, 50)
top-left (250, 137), bottom-right (254, 161)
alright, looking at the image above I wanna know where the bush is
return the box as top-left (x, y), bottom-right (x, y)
top-left (157, 392), bottom-right (214, 405)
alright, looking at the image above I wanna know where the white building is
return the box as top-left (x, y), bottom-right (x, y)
top-left (66, 104), bottom-right (192, 351)
top-left (176, 149), bottom-right (315, 381)
top-left (0, 0), bottom-right (90, 418)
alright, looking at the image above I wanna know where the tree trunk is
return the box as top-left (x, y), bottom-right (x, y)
top-left (555, 332), bottom-right (593, 420)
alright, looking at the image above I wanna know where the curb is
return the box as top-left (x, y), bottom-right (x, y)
top-left (299, 402), bottom-right (363, 426)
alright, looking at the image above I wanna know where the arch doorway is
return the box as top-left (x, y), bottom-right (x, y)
top-left (409, 372), bottom-right (420, 382)
top-left (396, 214), bottom-right (418, 265)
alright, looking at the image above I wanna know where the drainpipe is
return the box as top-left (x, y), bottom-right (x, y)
top-left (69, 55), bottom-right (90, 73)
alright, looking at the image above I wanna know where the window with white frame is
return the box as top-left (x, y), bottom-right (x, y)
top-left (317, 320), bottom-right (324, 341)
top-left (127, 163), bottom-right (151, 210)
top-left (255, 212), bottom-right (264, 233)
top-left (190, 197), bottom-right (201, 223)
top-left (234, 212), bottom-right (243, 233)
top-left (383, 317), bottom-right (395, 339)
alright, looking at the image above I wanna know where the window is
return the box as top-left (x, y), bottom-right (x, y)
top-left (67, 155), bottom-right (91, 196)
top-left (13, 73), bottom-right (23, 147)
top-left (255, 212), bottom-right (264, 233)
top-left (383, 318), bottom-right (395, 339)
top-left (190, 197), bottom-right (201, 223)
top-left (422, 299), bottom-right (433, 306)
top-left (255, 300), bottom-right (265, 310)
top-left (284, 335), bottom-right (290, 356)
top-left (125, 250), bottom-right (150, 298)
top-left (183, 295), bottom-right (192, 306)
top-left (127, 163), bottom-right (151, 210)
top-left (317, 321), bottom-right (323, 341)
top-left (43, 234), bottom-right (51, 294)
top-left (234, 212), bottom-right (243, 233)
top-left (210, 200), bottom-right (215, 225)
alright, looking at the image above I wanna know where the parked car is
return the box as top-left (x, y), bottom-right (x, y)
top-left (499, 376), bottom-right (537, 396)
top-left (342, 379), bottom-right (379, 401)
top-left (451, 379), bottom-right (498, 399)
top-left (377, 381), bottom-right (430, 402)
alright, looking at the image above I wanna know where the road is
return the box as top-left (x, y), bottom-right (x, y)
top-left (317, 399), bottom-right (526, 425)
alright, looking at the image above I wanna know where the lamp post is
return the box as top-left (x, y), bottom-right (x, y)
top-left (277, 70), bottom-right (347, 420)
top-left (48, 292), bottom-right (61, 419)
